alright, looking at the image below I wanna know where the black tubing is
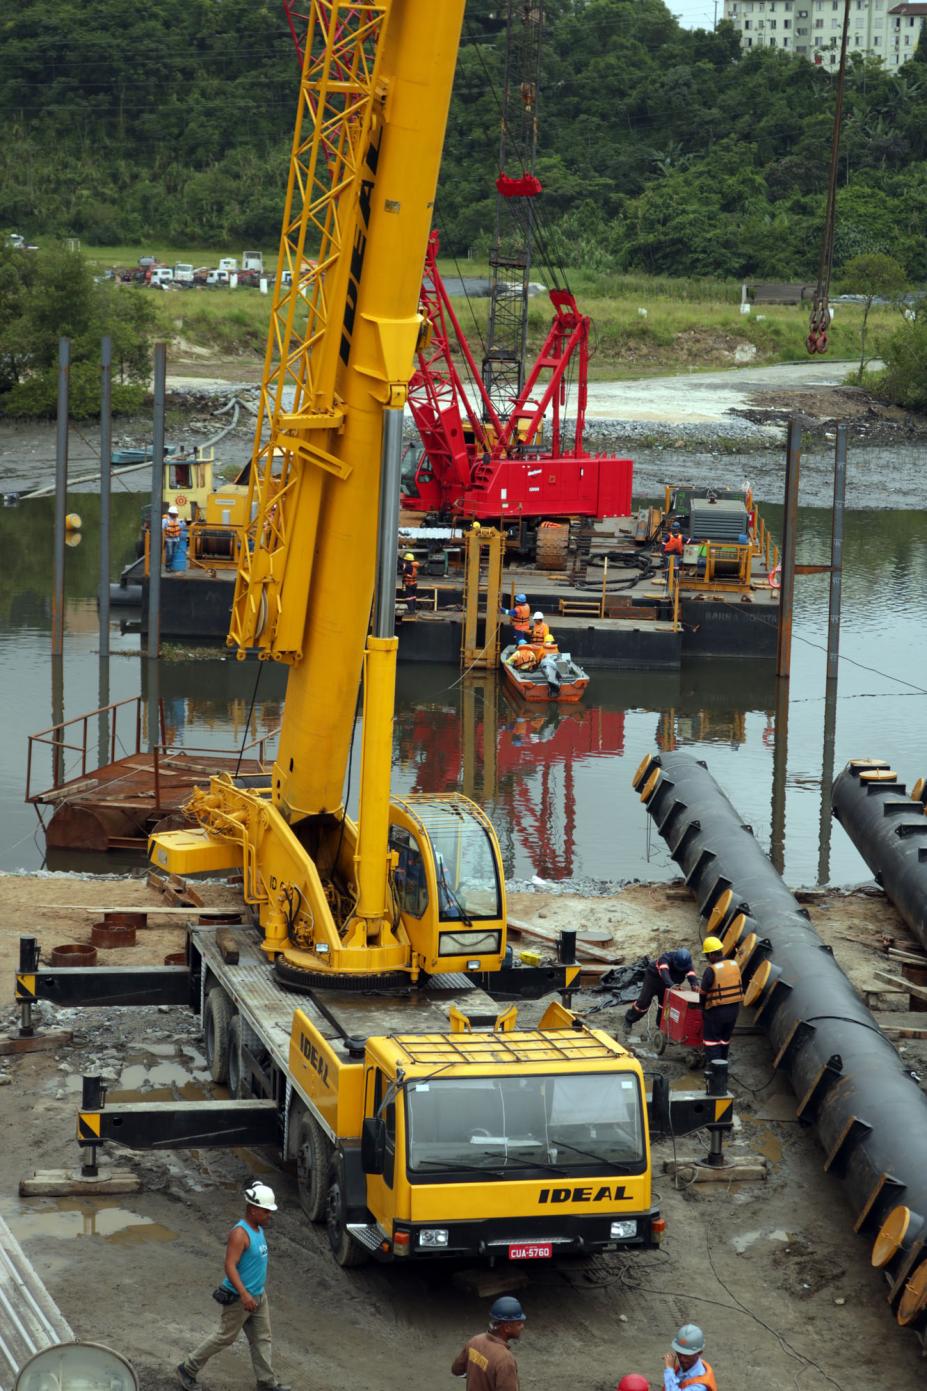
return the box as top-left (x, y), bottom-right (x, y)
top-left (634, 750), bottom-right (927, 1329)
top-left (832, 759), bottom-right (927, 949)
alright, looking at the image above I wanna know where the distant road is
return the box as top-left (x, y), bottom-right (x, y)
top-left (584, 360), bottom-right (871, 426)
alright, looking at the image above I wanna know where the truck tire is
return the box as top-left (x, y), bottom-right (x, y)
top-left (204, 988), bottom-right (233, 1085)
top-left (296, 1112), bottom-right (331, 1222)
top-left (325, 1159), bottom-right (368, 1267)
top-left (228, 1014), bottom-right (244, 1097)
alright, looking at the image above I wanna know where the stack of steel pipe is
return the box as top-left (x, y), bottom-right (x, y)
top-left (632, 750), bottom-right (927, 1335)
top-left (832, 759), bottom-right (927, 949)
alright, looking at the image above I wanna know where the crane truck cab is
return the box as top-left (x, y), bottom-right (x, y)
top-left (290, 998), bottom-right (658, 1266)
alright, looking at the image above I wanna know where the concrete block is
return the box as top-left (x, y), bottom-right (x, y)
top-left (20, 1168), bottom-right (141, 1197)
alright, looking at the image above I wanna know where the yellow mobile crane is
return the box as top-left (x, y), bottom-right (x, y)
top-left (10, 0), bottom-right (734, 1271)
top-left (150, 0), bottom-right (508, 989)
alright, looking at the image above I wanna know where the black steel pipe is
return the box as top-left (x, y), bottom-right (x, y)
top-left (633, 750), bottom-right (927, 1331)
top-left (832, 760), bottom-right (927, 950)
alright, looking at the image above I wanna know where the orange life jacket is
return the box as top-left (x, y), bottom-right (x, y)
top-left (663, 532), bottom-right (684, 555)
top-left (164, 517), bottom-right (183, 539)
top-left (512, 602), bottom-right (531, 632)
top-left (531, 620), bottom-right (549, 643)
top-left (704, 959), bottom-right (743, 1010)
top-left (511, 647), bottom-right (538, 670)
top-left (679, 1358), bottom-right (717, 1391)
top-left (403, 560), bottom-right (419, 587)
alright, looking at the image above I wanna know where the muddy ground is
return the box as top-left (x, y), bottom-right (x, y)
top-left (0, 873), bottom-right (924, 1390)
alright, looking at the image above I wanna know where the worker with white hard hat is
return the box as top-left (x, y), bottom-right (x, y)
top-left (161, 503), bottom-right (186, 570)
top-left (530, 611), bottom-right (550, 644)
top-left (663, 1324), bottom-right (715, 1391)
top-left (177, 1182), bottom-right (290, 1391)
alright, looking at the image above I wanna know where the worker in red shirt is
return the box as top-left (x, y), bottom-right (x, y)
top-left (452, 1297), bottom-right (525, 1391)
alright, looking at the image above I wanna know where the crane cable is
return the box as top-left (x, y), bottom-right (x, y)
top-left (807, 0), bottom-right (853, 355)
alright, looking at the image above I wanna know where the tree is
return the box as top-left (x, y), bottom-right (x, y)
top-left (838, 253), bottom-right (909, 382)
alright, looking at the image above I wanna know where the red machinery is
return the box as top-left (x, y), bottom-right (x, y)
top-left (403, 233), bottom-right (633, 560)
top-left (654, 987), bottom-right (704, 1057)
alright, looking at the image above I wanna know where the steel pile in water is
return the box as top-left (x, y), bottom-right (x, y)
top-left (832, 759), bottom-right (927, 950)
top-left (632, 750), bottom-right (927, 1336)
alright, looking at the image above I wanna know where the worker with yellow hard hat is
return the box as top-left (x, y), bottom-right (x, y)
top-left (699, 935), bottom-right (743, 1063)
top-left (401, 550), bottom-right (419, 614)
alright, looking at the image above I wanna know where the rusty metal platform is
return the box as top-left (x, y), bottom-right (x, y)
top-left (27, 696), bottom-right (274, 854)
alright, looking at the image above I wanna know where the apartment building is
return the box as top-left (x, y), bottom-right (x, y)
top-left (724, 0), bottom-right (927, 68)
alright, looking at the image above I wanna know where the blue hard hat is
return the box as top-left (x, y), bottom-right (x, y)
top-left (515, 593), bottom-right (527, 603)
top-left (490, 1296), bottom-right (526, 1324)
top-left (517, 637), bottom-right (527, 645)
top-left (672, 948), bottom-right (693, 973)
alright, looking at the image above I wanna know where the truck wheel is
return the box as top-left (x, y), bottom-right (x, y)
top-left (296, 1113), bottom-right (331, 1222)
top-left (325, 1159), bottom-right (368, 1267)
top-left (204, 988), bottom-right (233, 1084)
top-left (228, 1014), bottom-right (244, 1097)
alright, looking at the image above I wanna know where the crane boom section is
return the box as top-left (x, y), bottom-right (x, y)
top-left (230, 0), bottom-right (465, 822)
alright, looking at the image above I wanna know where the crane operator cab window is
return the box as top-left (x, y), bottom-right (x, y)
top-left (389, 826), bottom-right (428, 919)
top-left (417, 804), bottom-right (501, 923)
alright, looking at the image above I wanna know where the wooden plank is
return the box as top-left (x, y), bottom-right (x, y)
top-left (506, 916), bottom-right (618, 964)
top-left (880, 1026), bottom-right (927, 1040)
top-left (886, 948), bottom-right (927, 967)
top-left (216, 929), bottom-right (240, 965)
top-left (0, 1031), bottom-right (73, 1056)
top-left (874, 969), bottom-right (927, 1004)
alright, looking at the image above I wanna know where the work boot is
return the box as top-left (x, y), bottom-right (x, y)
top-left (623, 1010), bottom-right (637, 1034)
top-left (258, 1383), bottom-right (291, 1391)
top-left (176, 1366), bottom-right (197, 1391)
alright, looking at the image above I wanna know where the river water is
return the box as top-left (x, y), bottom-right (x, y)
top-left (1, 438), bottom-right (924, 891)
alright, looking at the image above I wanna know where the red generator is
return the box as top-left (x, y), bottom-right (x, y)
top-left (654, 988), bottom-right (703, 1057)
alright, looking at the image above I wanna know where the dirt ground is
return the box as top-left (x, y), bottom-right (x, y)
top-left (0, 872), bottom-right (924, 1391)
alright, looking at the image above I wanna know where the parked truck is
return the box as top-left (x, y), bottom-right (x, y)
top-left (14, 923), bottom-right (730, 1269)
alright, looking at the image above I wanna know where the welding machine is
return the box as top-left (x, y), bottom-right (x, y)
top-left (654, 987), bottom-right (703, 1056)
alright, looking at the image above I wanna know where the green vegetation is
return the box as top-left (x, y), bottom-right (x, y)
top-left (0, 244), bottom-right (154, 418)
top-left (867, 317), bottom-right (927, 410)
top-left (837, 253), bottom-right (909, 381)
top-left (3, 0), bottom-right (927, 283)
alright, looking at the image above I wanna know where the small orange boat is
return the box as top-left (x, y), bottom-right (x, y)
top-left (500, 645), bottom-right (590, 703)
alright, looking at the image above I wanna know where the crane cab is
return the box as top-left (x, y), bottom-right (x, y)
top-left (388, 794), bottom-right (506, 976)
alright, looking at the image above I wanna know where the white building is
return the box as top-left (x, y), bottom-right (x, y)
top-left (724, 0), bottom-right (927, 68)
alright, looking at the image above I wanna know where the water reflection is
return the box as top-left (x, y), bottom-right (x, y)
top-left (1, 486), bottom-right (926, 888)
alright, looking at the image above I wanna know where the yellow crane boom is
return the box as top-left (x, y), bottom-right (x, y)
top-left (150, 0), bottom-right (510, 991)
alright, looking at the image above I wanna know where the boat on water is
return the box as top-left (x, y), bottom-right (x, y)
top-left (111, 445), bottom-right (181, 468)
top-left (500, 644), bottom-right (590, 703)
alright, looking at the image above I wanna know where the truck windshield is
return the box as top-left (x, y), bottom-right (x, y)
top-left (406, 1073), bottom-right (644, 1176)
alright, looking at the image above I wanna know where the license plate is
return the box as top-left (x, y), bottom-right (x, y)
top-left (508, 1242), bottom-right (553, 1260)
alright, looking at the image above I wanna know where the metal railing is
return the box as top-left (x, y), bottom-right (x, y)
top-left (27, 696), bottom-right (280, 805)
top-left (26, 695), bottom-right (151, 802)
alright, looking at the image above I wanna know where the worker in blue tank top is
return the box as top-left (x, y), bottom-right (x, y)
top-left (177, 1182), bottom-right (290, 1391)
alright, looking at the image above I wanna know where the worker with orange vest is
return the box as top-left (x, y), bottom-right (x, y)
top-left (501, 593), bottom-right (532, 638)
top-left (161, 505), bottom-right (186, 569)
top-left (401, 551), bottom-right (419, 613)
top-left (530, 611), bottom-right (550, 644)
top-left (663, 1324), bottom-right (716, 1391)
top-left (662, 523), bottom-right (685, 562)
top-left (699, 937), bottom-right (743, 1063)
top-left (507, 639), bottom-right (538, 672)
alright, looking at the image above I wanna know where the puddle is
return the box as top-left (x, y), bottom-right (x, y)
top-left (670, 1071), bottom-right (704, 1092)
top-left (732, 1227), bottom-right (790, 1254)
top-left (9, 1199), bottom-right (176, 1245)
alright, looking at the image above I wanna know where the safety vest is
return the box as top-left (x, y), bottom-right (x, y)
top-left (403, 561), bottom-right (419, 587)
top-left (531, 620), bottom-right (549, 643)
top-left (664, 533), bottom-right (684, 555)
top-left (679, 1359), bottom-right (717, 1391)
top-left (511, 647), bottom-right (538, 670)
top-left (164, 517), bottom-right (183, 539)
top-left (512, 602), bottom-right (531, 632)
top-left (705, 959), bottom-right (743, 1010)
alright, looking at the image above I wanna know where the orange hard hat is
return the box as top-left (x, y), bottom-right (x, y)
top-left (617, 1377), bottom-right (650, 1391)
